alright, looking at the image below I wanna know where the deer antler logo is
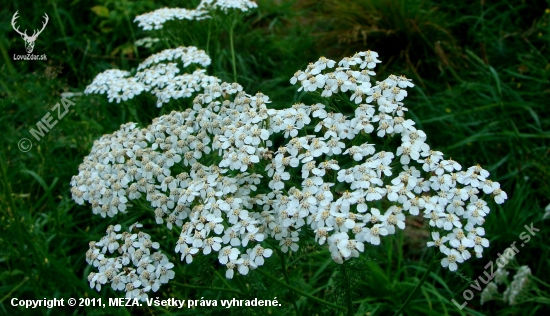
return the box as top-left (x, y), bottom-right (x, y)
top-left (11, 11), bottom-right (49, 54)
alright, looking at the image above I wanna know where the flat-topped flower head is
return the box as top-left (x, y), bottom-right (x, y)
top-left (86, 223), bottom-right (173, 301)
top-left (197, 0), bottom-right (258, 12)
top-left (77, 48), bottom-right (508, 294)
top-left (85, 47), bottom-right (219, 107)
top-left (134, 8), bottom-right (208, 30)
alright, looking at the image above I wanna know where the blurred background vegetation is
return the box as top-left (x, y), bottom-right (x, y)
top-left (1, 0), bottom-right (549, 315)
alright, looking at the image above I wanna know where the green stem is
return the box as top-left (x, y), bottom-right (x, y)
top-left (255, 268), bottom-right (345, 311)
top-left (127, 102), bottom-right (138, 123)
top-left (0, 276), bottom-right (28, 303)
top-left (233, 275), bottom-right (249, 294)
top-left (124, 9), bottom-right (138, 59)
top-left (0, 154), bottom-right (23, 255)
top-left (531, 276), bottom-right (550, 289)
top-left (52, 1), bottom-right (78, 80)
top-left (229, 21), bottom-right (237, 83)
top-left (342, 262), bottom-right (354, 316)
top-left (206, 17), bottom-right (212, 55)
top-left (0, 40), bottom-right (15, 76)
top-left (515, 295), bottom-right (550, 305)
top-left (279, 251), bottom-right (300, 315)
top-left (393, 256), bottom-right (438, 316)
top-left (213, 269), bottom-right (234, 291)
top-left (172, 282), bottom-right (243, 295)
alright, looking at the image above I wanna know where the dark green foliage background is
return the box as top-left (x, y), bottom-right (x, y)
top-left (0, 0), bottom-right (549, 315)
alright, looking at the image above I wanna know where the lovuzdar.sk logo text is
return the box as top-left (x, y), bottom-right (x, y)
top-left (11, 11), bottom-right (48, 60)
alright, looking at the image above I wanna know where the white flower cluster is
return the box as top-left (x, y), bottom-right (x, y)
top-left (197, 0), bottom-right (258, 12)
top-left (481, 268), bottom-right (508, 305)
top-left (482, 265), bottom-right (533, 305)
top-left (138, 46), bottom-right (211, 71)
top-left (84, 69), bottom-right (139, 103)
top-left (134, 8), bottom-right (208, 31)
top-left (134, 0), bottom-right (257, 31)
top-left (74, 51), bottom-right (507, 284)
top-left (85, 47), bottom-right (219, 107)
top-left (291, 52), bottom-right (383, 101)
top-left (503, 265), bottom-right (532, 305)
top-left (73, 81), bottom-right (278, 279)
top-left (86, 223), bottom-right (175, 301)
top-left (289, 52), bottom-right (507, 269)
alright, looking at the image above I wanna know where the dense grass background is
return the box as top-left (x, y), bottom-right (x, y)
top-left (1, 0), bottom-right (549, 315)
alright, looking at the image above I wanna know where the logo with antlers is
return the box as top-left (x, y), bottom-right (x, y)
top-left (11, 11), bottom-right (49, 54)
